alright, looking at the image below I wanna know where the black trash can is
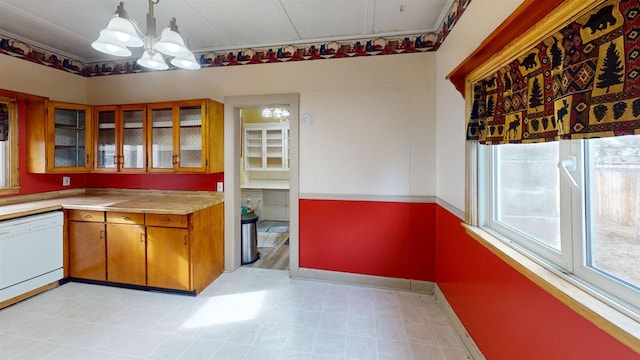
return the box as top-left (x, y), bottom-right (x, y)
top-left (241, 213), bottom-right (259, 264)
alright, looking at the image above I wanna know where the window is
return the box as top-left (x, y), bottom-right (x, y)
top-left (0, 99), bottom-right (19, 193)
top-left (480, 134), bottom-right (640, 314)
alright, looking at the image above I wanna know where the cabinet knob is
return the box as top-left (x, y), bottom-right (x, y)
top-left (99, 230), bottom-right (104, 240)
top-left (121, 216), bottom-right (131, 221)
top-left (140, 233), bottom-right (145, 243)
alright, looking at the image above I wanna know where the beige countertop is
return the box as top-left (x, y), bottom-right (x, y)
top-left (0, 189), bottom-right (224, 221)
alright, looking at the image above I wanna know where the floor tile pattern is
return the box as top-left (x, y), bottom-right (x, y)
top-left (0, 268), bottom-right (469, 359)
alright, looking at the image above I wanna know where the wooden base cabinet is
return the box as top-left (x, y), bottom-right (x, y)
top-left (106, 212), bottom-right (146, 286)
top-left (147, 226), bottom-right (189, 291)
top-left (68, 210), bottom-right (106, 281)
top-left (66, 204), bottom-right (224, 294)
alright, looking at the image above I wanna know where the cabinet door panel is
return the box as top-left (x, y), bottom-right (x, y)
top-left (106, 224), bottom-right (146, 286)
top-left (95, 107), bottom-right (117, 170)
top-left (121, 107), bottom-right (146, 171)
top-left (177, 104), bottom-right (204, 171)
top-left (149, 106), bottom-right (175, 171)
top-left (69, 221), bottom-right (106, 280)
top-left (47, 102), bottom-right (92, 172)
top-left (147, 227), bottom-right (190, 290)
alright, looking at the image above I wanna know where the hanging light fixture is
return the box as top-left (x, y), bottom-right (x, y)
top-left (91, 1), bottom-right (200, 70)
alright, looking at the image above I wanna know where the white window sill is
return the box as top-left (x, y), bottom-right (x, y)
top-left (462, 223), bottom-right (640, 353)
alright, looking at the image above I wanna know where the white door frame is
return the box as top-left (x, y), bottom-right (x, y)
top-left (223, 94), bottom-right (300, 276)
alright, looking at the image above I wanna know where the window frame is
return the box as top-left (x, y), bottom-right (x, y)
top-left (472, 135), bottom-right (640, 321)
top-left (0, 98), bottom-right (20, 195)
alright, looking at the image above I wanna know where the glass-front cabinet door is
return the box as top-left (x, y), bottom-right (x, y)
top-left (121, 105), bottom-right (145, 171)
top-left (148, 103), bottom-right (176, 172)
top-left (148, 100), bottom-right (207, 173)
top-left (48, 102), bottom-right (92, 172)
top-left (178, 103), bottom-right (204, 170)
top-left (95, 105), bottom-right (146, 173)
top-left (95, 106), bottom-right (117, 171)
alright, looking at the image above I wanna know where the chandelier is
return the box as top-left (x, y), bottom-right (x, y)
top-left (261, 107), bottom-right (290, 120)
top-left (91, 0), bottom-right (200, 70)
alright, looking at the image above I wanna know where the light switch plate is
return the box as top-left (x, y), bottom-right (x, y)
top-left (62, 176), bottom-right (70, 186)
top-left (216, 182), bottom-right (223, 192)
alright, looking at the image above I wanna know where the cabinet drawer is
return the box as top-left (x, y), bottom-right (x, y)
top-left (106, 212), bottom-right (145, 225)
top-left (68, 210), bottom-right (104, 222)
top-left (146, 214), bottom-right (188, 228)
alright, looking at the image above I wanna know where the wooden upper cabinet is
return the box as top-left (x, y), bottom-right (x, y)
top-left (94, 104), bottom-right (146, 173)
top-left (148, 99), bottom-right (223, 173)
top-left (27, 98), bottom-right (222, 174)
top-left (26, 101), bottom-right (92, 173)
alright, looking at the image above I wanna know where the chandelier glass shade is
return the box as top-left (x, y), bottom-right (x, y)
top-left (91, 0), bottom-right (200, 70)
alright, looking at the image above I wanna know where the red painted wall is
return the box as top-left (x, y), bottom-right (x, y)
top-left (85, 173), bottom-right (223, 191)
top-left (12, 100), bottom-right (222, 197)
top-left (435, 205), bottom-right (638, 359)
top-left (299, 199), bottom-right (435, 281)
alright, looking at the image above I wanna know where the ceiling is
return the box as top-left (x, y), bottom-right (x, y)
top-left (0, 0), bottom-right (453, 63)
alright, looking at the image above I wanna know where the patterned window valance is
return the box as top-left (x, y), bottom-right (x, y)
top-left (0, 103), bottom-right (8, 142)
top-left (466, 0), bottom-right (640, 144)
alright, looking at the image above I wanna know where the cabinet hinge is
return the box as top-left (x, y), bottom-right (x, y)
top-left (205, 159), bottom-right (208, 166)
top-left (205, 106), bottom-right (208, 115)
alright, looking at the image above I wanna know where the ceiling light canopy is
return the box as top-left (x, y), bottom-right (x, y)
top-left (91, 0), bottom-right (200, 70)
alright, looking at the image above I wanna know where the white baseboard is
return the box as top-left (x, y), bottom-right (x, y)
top-left (434, 284), bottom-right (485, 360)
top-left (294, 267), bottom-right (434, 293)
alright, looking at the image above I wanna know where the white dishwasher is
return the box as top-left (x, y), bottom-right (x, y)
top-left (0, 211), bottom-right (64, 303)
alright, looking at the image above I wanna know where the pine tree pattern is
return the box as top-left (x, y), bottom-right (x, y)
top-left (529, 78), bottom-right (544, 108)
top-left (550, 37), bottom-right (563, 69)
top-left (467, 0), bottom-right (640, 144)
top-left (597, 42), bottom-right (624, 93)
top-left (486, 96), bottom-right (495, 116)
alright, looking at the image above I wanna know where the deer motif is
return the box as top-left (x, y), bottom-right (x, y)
top-left (506, 115), bottom-right (520, 140)
top-left (557, 99), bottom-right (570, 133)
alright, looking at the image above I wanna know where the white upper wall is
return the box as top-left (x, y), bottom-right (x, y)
top-left (0, 55), bottom-right (87, 103)
top-left (87, 53), bottom-right (437, 197)
top-left (435, 0), bottom-right (524, 212)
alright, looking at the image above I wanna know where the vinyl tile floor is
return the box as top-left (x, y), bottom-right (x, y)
top-left (0, 268), bottom-right (469, 359)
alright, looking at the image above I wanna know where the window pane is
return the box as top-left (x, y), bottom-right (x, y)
top-left (587, 135), bottom-right (640, 289)
top-left (495, 142), bottom-right (561, 250)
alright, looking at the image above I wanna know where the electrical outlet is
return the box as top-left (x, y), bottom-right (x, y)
top-left (216, 182), bottom-right (223, 192)
top-left (62, 176), bottom-right (70, 186)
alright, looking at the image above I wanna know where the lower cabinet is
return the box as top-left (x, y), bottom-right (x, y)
top-left (106, 212), bottom-right (146, 286)
top-left (66, 203), bottom-right (223, 294)
top-left (68, 210), bottom-right (106, 281)
top-left (147, 226), bottom-right (189, 290)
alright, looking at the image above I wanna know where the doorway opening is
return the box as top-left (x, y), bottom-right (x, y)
top-left (223, 94), bottom-right (300, 276)
top-left (239, 106), bottom-right (291, 270)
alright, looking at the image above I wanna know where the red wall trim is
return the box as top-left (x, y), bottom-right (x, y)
top-left (299, 199), bottom-right (435, 281)
top-left (435, 205), bottom-right (638, 359)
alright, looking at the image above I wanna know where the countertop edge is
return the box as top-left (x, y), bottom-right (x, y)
top-left (0, 191), bottom-right (224, 221)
